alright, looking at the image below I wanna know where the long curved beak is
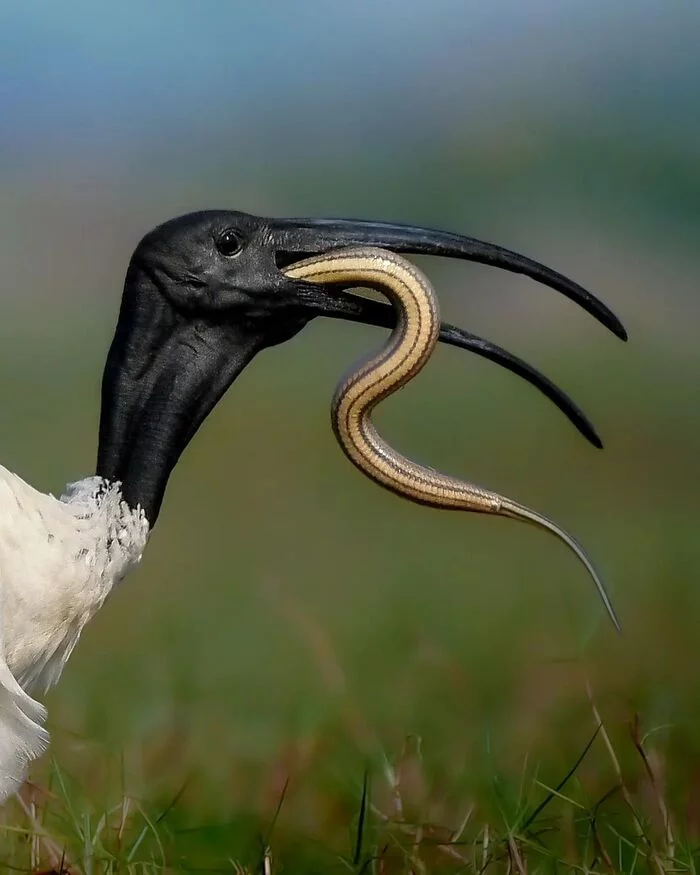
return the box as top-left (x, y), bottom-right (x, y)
top-left (268, 215), bottom-right (627, 449)
top-left (269, 216), bottom-right (627, 340)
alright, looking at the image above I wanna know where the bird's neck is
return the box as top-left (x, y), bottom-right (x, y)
top-left (95, 266), bottom-right (267, 527)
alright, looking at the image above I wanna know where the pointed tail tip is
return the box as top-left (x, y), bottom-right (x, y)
top-left (609, 608), bottom-right (623, 636)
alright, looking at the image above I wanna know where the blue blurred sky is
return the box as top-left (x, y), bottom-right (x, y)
top-left (3, 1), bottom-right (698, 167)
top-left (1, 1), bottom-right (697, 344)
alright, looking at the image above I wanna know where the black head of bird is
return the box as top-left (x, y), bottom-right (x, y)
top-left (97, 208), bottom-right (627, 527)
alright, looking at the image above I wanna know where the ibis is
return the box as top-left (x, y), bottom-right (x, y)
top-left (0, 209), bottom-right (626, 800)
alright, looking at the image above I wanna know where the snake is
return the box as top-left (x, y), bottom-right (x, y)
top-left (284, 246), bottom-right (621, 633)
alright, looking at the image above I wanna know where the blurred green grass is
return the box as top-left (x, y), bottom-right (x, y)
top-left (1, 245), bottom-right (699, 867)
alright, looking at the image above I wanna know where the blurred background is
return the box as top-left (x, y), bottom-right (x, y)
top-left (1, 0), bottom-right (699, 858)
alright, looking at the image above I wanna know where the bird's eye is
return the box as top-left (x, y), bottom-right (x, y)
top-left (216, 228), bottom-right (243, 257)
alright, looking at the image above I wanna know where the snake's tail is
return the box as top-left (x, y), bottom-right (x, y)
top-left (498, 497), bottom-right (622, 634)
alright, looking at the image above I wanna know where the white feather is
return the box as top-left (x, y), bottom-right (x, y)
top-left (0, 466), bottom-right (149, 800)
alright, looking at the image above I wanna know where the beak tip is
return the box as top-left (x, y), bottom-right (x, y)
top-left (613, 321), bottom-right (628, 342)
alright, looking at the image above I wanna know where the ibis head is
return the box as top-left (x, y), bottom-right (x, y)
top-left (97, 209), bottom-right (626, 525)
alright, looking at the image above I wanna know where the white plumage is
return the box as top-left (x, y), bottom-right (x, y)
top-left (0, 468), bottom-right (148, 799)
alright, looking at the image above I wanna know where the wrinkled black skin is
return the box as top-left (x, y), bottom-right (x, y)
top-left (96, 209), bottom-right (627, 526)
top-left (97, 212), bottom-right (309, 524)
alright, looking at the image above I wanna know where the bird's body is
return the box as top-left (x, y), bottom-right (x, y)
top-left (0, 471), bottom-right (148, 693)
top-left (0, 207), bottom-right (626, 801)
top-left (0, 469), bottom-right (148, 796)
